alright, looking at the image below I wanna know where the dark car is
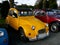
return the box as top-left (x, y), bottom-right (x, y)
top-left (35, 10), bottom-right (60, 32)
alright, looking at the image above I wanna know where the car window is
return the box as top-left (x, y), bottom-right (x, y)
top-left (13, 11), bottom-right (17, 18)
top-left (18, 11), bottom-right (33, 16)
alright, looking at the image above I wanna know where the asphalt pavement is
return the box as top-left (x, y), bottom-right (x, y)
top-left (6, 27), bottom-right (60, 45)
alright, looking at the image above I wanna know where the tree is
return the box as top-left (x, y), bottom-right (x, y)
top-left (0, 3), bottom-right (2, 8)
top-left (9, 0), bottom-right (14, 7)
top-left (16, 4), bottom-right (34, 9)
top-left (35, 0), bottom-right (43, 9)
top-left (43, 0), bottom-right (49, 9)
top-left (1, 1), bottom-right (10, 19)
top-left (0, 3), bottom-right (2, 19)
top-left (43, 0), bottom-right (46, 9)
top-left (49, 0), bottom-right (58, 9)
top-left (35, 0), bottom-right (49, 9)
top-left (35, 0), bottom-right (58, 9)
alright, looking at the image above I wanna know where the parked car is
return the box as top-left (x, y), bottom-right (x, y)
top-left (0, 28), bottom-right (8, 45)
top-left (52, 9), bottom-right (60, 15)
top-left (6, 8), bottom-right (49, 41)
top-left (35, 10), bottom-right (60, 32)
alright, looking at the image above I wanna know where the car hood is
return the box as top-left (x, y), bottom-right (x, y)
top-left (20, 16), bottom-right (45, 29)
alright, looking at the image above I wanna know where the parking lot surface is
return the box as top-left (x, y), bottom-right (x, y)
top-left (6, 27), bottom-right (60, 45)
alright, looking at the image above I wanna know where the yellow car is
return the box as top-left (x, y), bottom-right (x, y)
top-left (6, 8), bottom-right (49, 41)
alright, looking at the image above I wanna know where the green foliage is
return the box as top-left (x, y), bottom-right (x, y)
top-left (16, 4), bottom-right (34, 9)
top-left (35, 0), bottom-right (43, 9)
top-left (35, 0), bottom-right (58, 9)
top-left (0, 3), bottom-right (2, 7)
top-left (9, 0), bottom-right (14, 7)
top-left (0, 19), bottom-right (5, 28)
top-left (45, 1), bottom-right (49, 8)
top-left (49, 0), bottom-right (58, 9)
top-left (0, 19), bottom-right (5, 24)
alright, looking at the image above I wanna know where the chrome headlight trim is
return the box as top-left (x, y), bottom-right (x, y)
top-left (32, 26), bottom-right (35, 30)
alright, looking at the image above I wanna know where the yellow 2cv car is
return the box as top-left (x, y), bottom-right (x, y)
top-left (6, 8), bottom-right (49, 41)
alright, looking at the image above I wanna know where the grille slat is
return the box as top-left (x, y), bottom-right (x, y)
top-left (38, 29), bottom-right (45, 34)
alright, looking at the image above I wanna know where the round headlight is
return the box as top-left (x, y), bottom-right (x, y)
top-left (0, 31), bottom-right (4, 37)
top-left (32, 26), bottom-right (35, 30)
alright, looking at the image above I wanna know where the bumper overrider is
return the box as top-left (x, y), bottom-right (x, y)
top-left (29, 31), bottom-right (49, 41)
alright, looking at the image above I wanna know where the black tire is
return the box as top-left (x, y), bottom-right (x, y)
top-left (50, 22), bottom-right (59, 33)
top-left (18, 28), bottom-right (28, 41)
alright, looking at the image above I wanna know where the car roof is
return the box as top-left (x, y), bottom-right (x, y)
top-left (16, 7), bottom-right (32, 11)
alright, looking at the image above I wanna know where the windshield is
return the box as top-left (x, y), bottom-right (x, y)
top-left (18, 11), bottom-right (33, 16)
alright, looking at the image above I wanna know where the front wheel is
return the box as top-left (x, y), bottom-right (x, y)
top-left (18, 28), bottom-right (28, 41)
top-left (50, 22), bottom-right (59, 32)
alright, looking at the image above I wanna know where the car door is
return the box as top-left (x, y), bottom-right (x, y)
top-left (8, 9), bottom-right (18, 30)
top-left (8, 10), bottom-right (13, 26)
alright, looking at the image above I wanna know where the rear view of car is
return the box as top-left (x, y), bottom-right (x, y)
top-left (0, 28), bottom-right (8, 45)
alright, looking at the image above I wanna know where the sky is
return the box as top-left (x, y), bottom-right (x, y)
top-left (0, 0), bottom-right (60, 6)
top-left (15, 0), bottom-right (60, 6)
top-left (57, 0), bottom-right (60, 6)
top-left (15, 0), bottom-right (37, 6)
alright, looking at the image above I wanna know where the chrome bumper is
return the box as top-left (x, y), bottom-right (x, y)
top-left (29, 31), bottom-right (49, 41)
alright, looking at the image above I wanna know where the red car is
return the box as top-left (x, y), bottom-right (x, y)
top-left (35, 10), bottom-right (60, 32)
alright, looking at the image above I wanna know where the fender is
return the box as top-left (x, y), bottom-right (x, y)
top-left (19, 25), bottom-right (37, 38)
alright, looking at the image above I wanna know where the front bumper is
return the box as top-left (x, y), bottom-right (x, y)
top-left (29, 31), bottom-right (49, 41)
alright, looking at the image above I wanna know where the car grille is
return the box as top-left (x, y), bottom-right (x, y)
top-left (38, 29), bottom-right (46, 34)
